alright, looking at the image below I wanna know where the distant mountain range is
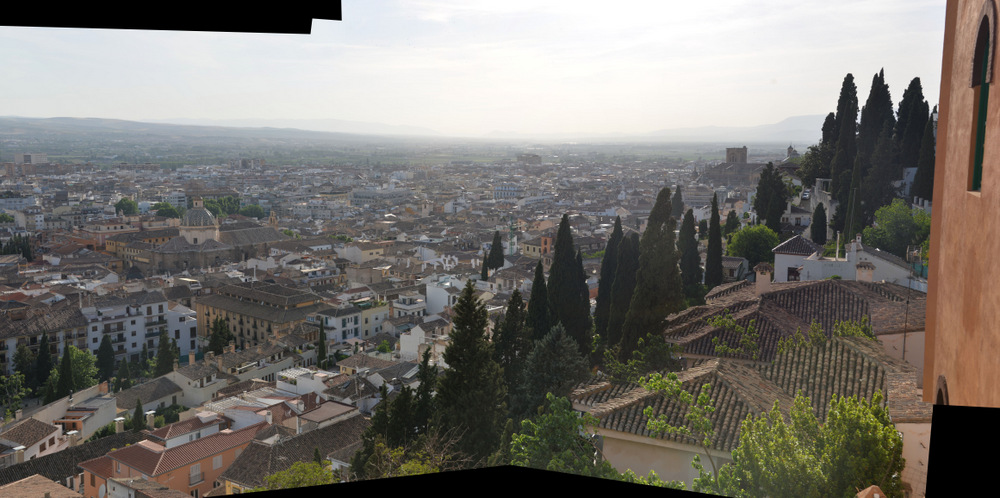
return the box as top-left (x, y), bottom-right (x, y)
top-left (0, 115), bottom-right (825, 145)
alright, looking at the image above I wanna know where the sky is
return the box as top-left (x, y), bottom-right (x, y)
top-left (0, 1), bottom-right (947, 138)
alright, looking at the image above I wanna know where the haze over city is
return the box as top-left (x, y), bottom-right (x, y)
top-left (1, 1), bottom-right (946, 139)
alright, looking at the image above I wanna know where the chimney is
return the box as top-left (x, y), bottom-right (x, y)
top-left (14, 409), bottom-right (22, 421)
top-left (189, 351), bottom-right (196, 365)
top-left (14, 446), bottom-right (25, 464)
top-left (228, 340), bottom-right (235, 353)
top-left (856, 261), bottom-right (876, 282)
top-left (114, 417), bottom-right (125, 434)
top-left (173, 358), bottom-right (179, 372)
top-left (257, 344), bottom-right (263, 354)
top-left (754, 263), bottom-right (773, 296)
top-left (145, 410), bottom-right (156, 429)
top-left (265, 410), bottom-right (273, 425)
top-left (99, 381), bottom-right (109, 394)
top-left (67, 430), bottom-right (81, 447)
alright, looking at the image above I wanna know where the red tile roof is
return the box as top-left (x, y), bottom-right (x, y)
top-left (109, 422), bottom-right (266, 476)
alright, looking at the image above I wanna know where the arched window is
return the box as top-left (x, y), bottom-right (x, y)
top-left (970, 2), bottom-right (996, 191)
top-left (935, 375), bottom-right (950, 405)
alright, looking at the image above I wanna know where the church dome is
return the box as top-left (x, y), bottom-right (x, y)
top-left (182, 207), bottom-right (217, 227)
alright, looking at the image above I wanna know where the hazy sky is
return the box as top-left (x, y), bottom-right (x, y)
top-left (1, 1), bottom-right (946, 138)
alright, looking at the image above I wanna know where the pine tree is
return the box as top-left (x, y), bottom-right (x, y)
top-left (671, 185), bottom-right (685, 218)
top-left (546, 214), bottom-right (592, 355)
top-left (97, 334), bottom-right (115, 383)
top-left (512, 324), bottom-right (589, 420)
top-left (619, 187), bottom-right (686, 360)
top-left (593, 217), bottom-right (623, 340)
top-left (811, 203), bottom-right (828, 245)
top-left (154, 330), bottom-right (174, 377)
top-left (704, 194), bottom-right (724, 291)
top-left (606, 233), bottom-right (640, 350)
top-left (678, 209), bottom-right (703, 300)
top-left (911, 105), bottom-right (937, 201)
top-left (433, 280), bottom-right (507, 465)
top-left (487, 231), bottom-right (505, 271)
top-left (525, 261), bottom-right (552, 342)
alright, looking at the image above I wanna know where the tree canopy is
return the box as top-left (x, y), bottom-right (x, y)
top-left (593, 216), bottom-right (623, 341)
top-left (860, 198), bottom-right (930, 259)
top-left (546, 214), bottom-right (592, 355)
top-left (114, 198), bottom-right (138, 216)
top-left (726, 225), bottom-right (780, 269)
top-left (704, 193), bottom-right (724, 290)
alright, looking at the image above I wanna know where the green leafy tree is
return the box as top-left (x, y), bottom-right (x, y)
top-left (704, 193), bottom-right (725, 290)
top-left (46, 345), bottom-right (99, 403)
top-left (727, 225), bottom-right (780, 269)
top-left (13, 344), bottom-right (37, 393)
top-left (377, 340), bottom-right (392, 354)
top-left (709, 311), bottom-right (761, 361)
top-left (0, 372), bottom-right (28, 420)
top-left (754, 163), bottom-right (789, 230)
top-left (433, 280), bottom-right (507, 465)
top-left (860, 198), bottom-right (931, 259)
top-left (593, 216), bottom-right (623, 341)
top-left (238, 204), bottom-right (265, 218)
top-left (796, 143), bottom-right (834, 191)
top-left (525, 261), bottom-right (552, 342)
top-left (861, 122), bottom-right (902, 228)
top-left (511, 324), bottom-right (589, 420)
top-left (811, 203), bottom-right (828, 245)
top-left (252, 460), bottom-right (337, 491)
top-left (605, 232), bottom-right (640, 350)
top-left (114, 198), bottom-right (138, 216)
top-left (97, 335), bottom-right (115, 383)
top-left (151, 202), bottom-right (182, 219)
top-left (0, 212), bottom-right (13, 223)
top-left (546, 214), bottom-right (592, 355)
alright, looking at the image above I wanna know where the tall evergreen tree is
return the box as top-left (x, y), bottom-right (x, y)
top-left (132, 398), bottom-right (145, 431)
top-left (97, 334), bottom-right (115, 383)
top-left (831, 75), bottom-right (859, 203)
top-left (593, 217), bottom-right (623, 341)
top-left (546, 214), bottom-right (592, 355)
top-left (605, 233), bottom-right (640, 350)
top-left (811, 203), bottom-right (828, 245)
top-left (671, 185), bottom-right (685, 218)
top-left (619, 187), bottom-right (686, 360)
top-left (856, 68), bottom-right (896, 176)
top-left (413, 348), bottom-right (437, 434)
top-left (387, 385), bottom-right (416, 448)
top-left (487, 231), bottom-right (505, 271)
top-left (821, 112), bottom-right (837, 146)
top-left (35, 334), bottom-right (52, 388)
top-left (433, 280), bottom-right (507, 465)
top-left (481, 257), bottom-right (489, 280)
top-left (13, 344), bottom-right (37, 393)
top-left (208, 317), bottom-right (233, 355)
top-left (678, 209), bottom-right (703, 301)
top-left (492, 289), bottom-right (528, 404)
top-left (896, 77), bottom-right (930, 174)
top-left (511, 324), bottom-right (589, 421)
top-left (911, 105), bottom-right (937, 201)
top-left (115, 358), bottom-right (132, 392)
top-left (317, 321), bottom-right (328, 370)
top-left (55, 341), bottom-right (74, 399)
top-left (705, 194), bottom-right (724, 291)
top-left (832, 73), bottom-right (859, 151)
top-left (861, 122), bottom-right (902, 226)
top-left (154, 330), bottom-right (174, 377)
top-left (724, 210), bottom-right (741, 237)
top-left (525, 261), bottom-right (552, 342)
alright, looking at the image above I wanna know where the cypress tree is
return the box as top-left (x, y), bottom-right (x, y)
top-left (434, 280), bottom-right (507, 465)
top-left (492, 289), bottom-right (528, 401)
top-left (154, 330), bottom-right (174, 377)
top-left (133, 398), bottom-right (145, 431)
top-left (208, 317), bottom-right (233, 355)
top-left (821, 112), bottom-right (837, 146)
top-left (856, 69), bottom-right (896, 176)
top-left (55, 342), bottom-right (74, 399)
top-left (487, 231), bottom-right (505, 270)
top-left (698, 219), bottom-right (709, 240)
top-left (619, 187), bottom-right (686, 360)
top-left (678, 209), bottom-right (703, 299)
top-left (481, 257), bottom-right (489, 280)
top-left (911, 106), bottom-right (937, 201)
top-left (606, 232), bottom-right (640, 350)
top-left (314, 447), bottom-right (323, 465)
top-left (387, 385), bottom-right (416, 447)
top-left (833, 73), bottom-right (859, 151)
top-left (414, 348), bottom-right (437, 434)
top-left (831, 75), bottom-right (859, 203)
top-left (811, 203), bottom-right (828, 245)
top-left (705, 194), bottom-right (724, 291)
top-left (317, 321), bottom-right (328, 369)
top-left (116, 358), bottom-right (132, 392)
top-left (593, 216), bottom-right (623, 340)
top-left (546, 214), bottom-right (592, 355)
top-left (97, 334), bottom-right (115, 383)
top-left (671, 185), bottom-right (685, 218)
top-left (35, 334), bottom-right (52, 388)
top-left (525, 261), bottom-right (552, 342)
top-left (862, 122), bottom-right (902, 225)
top-left (896, 77), bottom-right (930, 174)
